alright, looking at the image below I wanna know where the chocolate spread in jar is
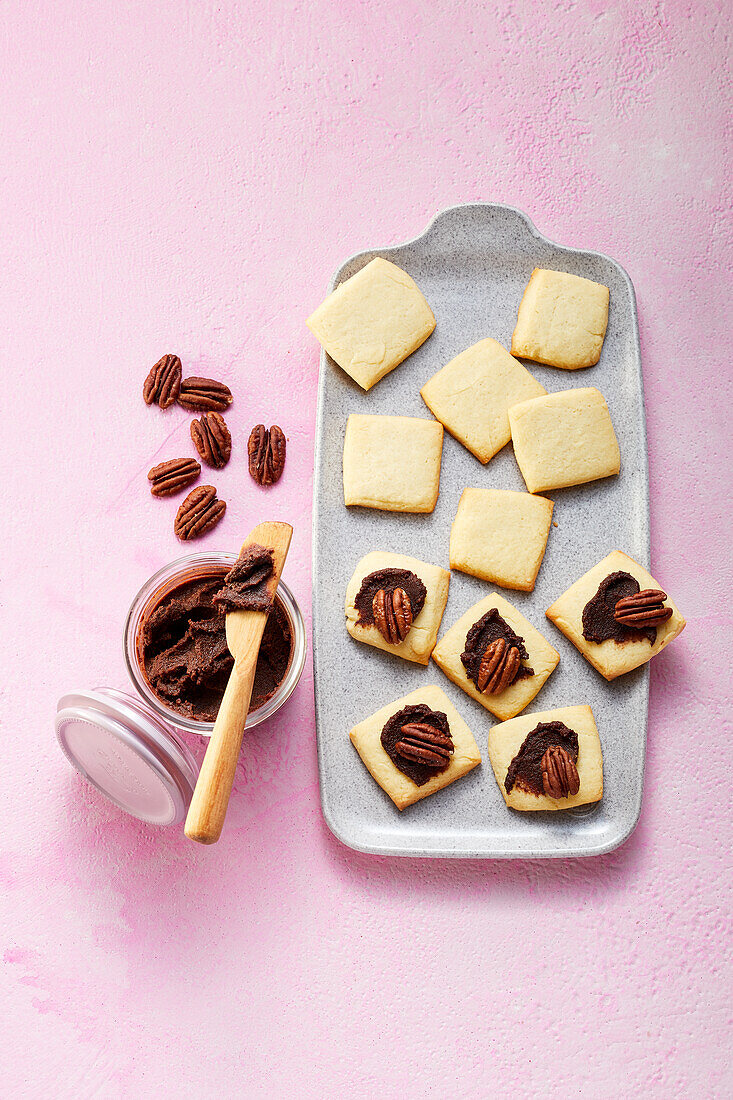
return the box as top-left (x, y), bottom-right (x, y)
top-left (137, 564), bottom-right (292, 723)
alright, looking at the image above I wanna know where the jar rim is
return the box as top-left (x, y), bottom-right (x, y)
top-left (124, 551), bottom-right (306, 736)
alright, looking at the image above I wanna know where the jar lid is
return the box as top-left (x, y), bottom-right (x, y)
top-left (55, 689), bottom-right (199, 826)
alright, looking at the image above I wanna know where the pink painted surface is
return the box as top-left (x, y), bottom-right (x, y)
top-left (2, 1), bottom-right (731, 1096)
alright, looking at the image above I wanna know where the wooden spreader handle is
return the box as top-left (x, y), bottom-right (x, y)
top-left (184, 521), bottom-right (293, 844)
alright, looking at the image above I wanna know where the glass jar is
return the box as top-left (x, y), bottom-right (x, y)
top-left (55, 552), bottom-right (306, 826)
top-left (124, 551), bottom-right (306, 735)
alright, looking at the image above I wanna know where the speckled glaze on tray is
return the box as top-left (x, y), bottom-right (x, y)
top-left (312, 203), bottom-right (648, 858)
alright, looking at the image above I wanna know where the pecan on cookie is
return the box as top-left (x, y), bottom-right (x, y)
top-left (476, 638), bottom-right (521, 694)
top-left (541, 745), bottom-right (580, 799)
top-left (614, 589), bottom-right (672, 629)
top-left (395, 722), bottom-right (454, 769)
top-left (372, 587), bottom-right (412, 644)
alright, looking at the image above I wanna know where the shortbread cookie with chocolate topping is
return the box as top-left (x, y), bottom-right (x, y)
top-left (349, 685), bottom-right (481, 810)
top-left (345, 551), bottom-right (450, 665)
top-left (420, 338), bottom-right (546, 463)
top-left (509, 387), bottom-right (620, 494)
top-left (343, 414), bottom-right (443, 512)
top-left (546, 550), bottom-right (685, 680)
top-left (432, 592), bottom-right (559, 720)
top-left (488, 705), bottom-right (603, 811)
top-left (307, 258), bottom-right (435, 391)
top-left (449, 488), bottom-right (554, 591)
top-left (511, 268), bottom-right (610, 369)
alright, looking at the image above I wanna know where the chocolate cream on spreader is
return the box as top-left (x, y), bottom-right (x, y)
top-left (137, 549), bottom-right (293, 723)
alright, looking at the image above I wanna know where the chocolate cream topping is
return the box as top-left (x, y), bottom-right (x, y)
top-left (380, 703), bottom-right (452, 787)
top-left (139, 566), bottom-right (292, 723)
top-left (461, 608), bottom-right (533, 688)
top-left (505, 721), bottom-right (579, 796)
top-left (582, 570), bottom-right (656, 645)
top-left (354, 568), bottom-right (427, 625)
top-left (214, 543), bottom-right (274, 614)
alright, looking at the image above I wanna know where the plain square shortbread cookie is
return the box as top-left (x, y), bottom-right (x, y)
top-left (432, 591), bottom-right (560, 721)
top-left (420, 338), bottom-right (546, 463)
top-left (545, 550), bottom-right (686, 680)
top-left (306, 257), bottom-right (436, 391)
top-left (345, 551), bottom-right (451, 665)
top-left (349, 684), bottom-right (481, 810)
top-left (488, 705), bottom-right (604, 811)
top-left (511, 268), bottom-right (610, 369)
top-left (449, 488), bottom-right (554, 591)
top-left (343, 413), bottom-right (444, 512)
top-left (509, 387), bottom-right (620, 493)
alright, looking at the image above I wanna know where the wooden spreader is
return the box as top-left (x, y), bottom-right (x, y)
top-left (185, 521), bottom-right (293, 844)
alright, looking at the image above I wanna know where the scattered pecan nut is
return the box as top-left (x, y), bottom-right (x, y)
top-left (395, 722), bottom-right (454, 768)
top-left (147, 457), bottom-right (201, 497)
top-left (177, 377), bottom-right (233, 412)
top-left (476, 637), bottom-right (521, 694)
top-left (247, 424), bottom-right (286, 485)
top-left (541, 745), bottom-right (580, 799)
top-left (174, 485), bottom-right (226, 540)
top-left (372, 587), bottom-right (412, 644)
top-left (143, 354), bottom-right (182, 408)
top-left (190, 411), bottom-right (232, 469)
top-left (614, 589), bottom-right (672, 629)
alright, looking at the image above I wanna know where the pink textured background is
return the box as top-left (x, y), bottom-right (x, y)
top-left (2, 2), bottom-right (731, 1096)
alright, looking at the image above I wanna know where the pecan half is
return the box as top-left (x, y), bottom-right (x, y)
top-left (174, 485), bottom-right (226, 540)
top-left (178, 377), bottom-right (233, 412)
top-left (247, 424), bottom-right (286, 485)
top-left (476, 638), bottom-right (521, 694)
top-left (395, 722), bottom-right (454, 768)
top-left (614, 589), bottom-right (672, 629)
top-left (541, 745), bottom-right (580, 799)
top-left (372, 587), bottom-right (412, 644)
top-left (190, 411), bottom-right (231, 469)
top-left (147, 457), bottom-right (201, 497)
top-left (143, 354), bottom-right (182, 408)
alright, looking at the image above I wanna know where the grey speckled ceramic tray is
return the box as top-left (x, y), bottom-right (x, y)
top-left (312, 203), bottom-right (648, 858)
